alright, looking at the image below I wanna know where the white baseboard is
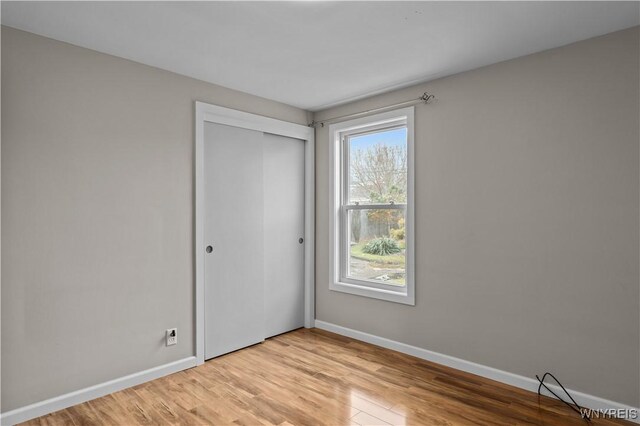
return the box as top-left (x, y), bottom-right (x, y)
top-left (0, 356), bottom-right (197, 426)
top-left (314, 320), bottom-right (639, 423)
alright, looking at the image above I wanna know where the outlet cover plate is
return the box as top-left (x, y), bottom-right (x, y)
top-left (166, 328), bottom-right (177, 346)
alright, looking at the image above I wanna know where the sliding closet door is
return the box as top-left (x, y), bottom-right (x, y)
top-left (263, 134), bottom-right (305, 338)
top-left (204, 122), bottom-right (264, 360)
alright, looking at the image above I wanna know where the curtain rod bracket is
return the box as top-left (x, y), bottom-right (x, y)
top-left (420, 92), bottom-right (435, 103)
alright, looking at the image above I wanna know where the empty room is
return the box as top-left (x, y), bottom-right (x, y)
top-left (1, 1), bottom-right (639, 425)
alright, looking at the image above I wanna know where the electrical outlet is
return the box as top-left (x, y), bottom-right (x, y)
top-left (166, 328), bottom-right (177, 346)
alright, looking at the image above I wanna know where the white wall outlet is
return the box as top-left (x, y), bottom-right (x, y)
top-left (166, 328), bottom-right (177, 346)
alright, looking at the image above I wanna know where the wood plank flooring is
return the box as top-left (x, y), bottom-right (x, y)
top-left (22, 328), bottom-right (631, 425)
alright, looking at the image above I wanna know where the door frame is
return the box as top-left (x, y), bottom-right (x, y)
top-left (194, 101), bottom-right (315, 365)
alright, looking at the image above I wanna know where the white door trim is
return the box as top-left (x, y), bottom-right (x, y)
top-left (195, 101), bottom-right (315, 365)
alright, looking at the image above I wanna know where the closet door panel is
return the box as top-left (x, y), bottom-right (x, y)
top-left (263, 133), bottom-right (305, 338)
top-left (204, 122), bottom-right (264, 359)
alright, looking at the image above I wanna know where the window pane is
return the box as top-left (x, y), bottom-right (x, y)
top-left (347, 208), bottom-right (406, 286)
top-left (348, 127), bottom-right (407, 205)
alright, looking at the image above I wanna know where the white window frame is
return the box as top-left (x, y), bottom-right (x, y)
top-left (329, 107), bottom-right (415, 305)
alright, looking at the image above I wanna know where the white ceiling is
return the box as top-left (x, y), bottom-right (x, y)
top-left (2, 2), bottom-right (638, 111)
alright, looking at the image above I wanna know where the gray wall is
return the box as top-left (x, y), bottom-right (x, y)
top-left (314, 26), bottom-right (640, 406)
top-left (3, 22), bottom-right (638, 413)
top-left (1, 26), bottom-right (308, 411)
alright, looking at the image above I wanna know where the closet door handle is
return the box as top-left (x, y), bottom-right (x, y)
top-left (298, 238), bottom-right (304, 244)
top-left (206, 245), bottom-right (213, 253)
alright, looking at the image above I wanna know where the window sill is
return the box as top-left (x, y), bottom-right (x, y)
top-left (330, 280), bottom-right (415, 305)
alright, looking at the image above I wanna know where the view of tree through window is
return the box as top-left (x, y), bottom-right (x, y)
top-left (346, 127), bottom-right (407, 286)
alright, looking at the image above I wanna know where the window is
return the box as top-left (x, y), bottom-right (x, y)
top-left (329, 107), bottom-right (414, 305)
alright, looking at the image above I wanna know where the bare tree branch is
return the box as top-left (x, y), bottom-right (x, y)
top-left (350, 143), bottom-right (407, 203)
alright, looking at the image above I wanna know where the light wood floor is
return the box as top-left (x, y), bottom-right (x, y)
top-left (23, 328), bottom-right (630, 426)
